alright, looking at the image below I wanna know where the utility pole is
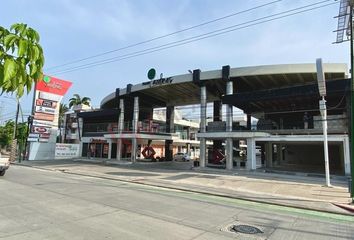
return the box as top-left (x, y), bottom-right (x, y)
top-left (10, 99), bottom-right (20, 162)
top-left (349, 0), bottom-right (354, 203)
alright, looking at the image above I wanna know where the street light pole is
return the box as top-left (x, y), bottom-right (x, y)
top-left (316, 58), bottom-right (331, 187)
top-left (349, 0), bottom-right (354, 202)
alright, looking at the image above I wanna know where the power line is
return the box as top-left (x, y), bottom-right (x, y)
top-left (45, 0), bottom-right (281, 71)
top-left (50, 0), bottom-right (337, 75)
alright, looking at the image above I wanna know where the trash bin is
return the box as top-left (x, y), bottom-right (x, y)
top-left (194, 161), bottom-right (200, 167)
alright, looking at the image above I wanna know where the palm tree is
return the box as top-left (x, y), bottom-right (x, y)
top-left (58, 103), bottom-right (68, 143)
top-left (68, 94), bottom-right (91, 109)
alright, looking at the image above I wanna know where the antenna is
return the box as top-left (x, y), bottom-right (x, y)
top-left (333, 0), bottom-right (351, 44)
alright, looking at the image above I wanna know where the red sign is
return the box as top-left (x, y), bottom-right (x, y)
top-left (36, 75), bottom-right (72, 96)
top-left (142, 146), bottom-right (156, 159)
top-left (36, 99), bottom-right (57, 109)
top-left (32, 126), bottom-right (51, 134)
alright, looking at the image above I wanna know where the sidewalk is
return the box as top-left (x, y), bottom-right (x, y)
top-left (13, 158), bottom-right (354, 215)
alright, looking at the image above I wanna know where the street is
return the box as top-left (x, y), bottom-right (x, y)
top-left (0, 165), bottom-right (353, 240)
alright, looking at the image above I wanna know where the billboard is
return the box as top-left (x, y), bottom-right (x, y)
top-left (28, 75), bottom-right (72, 160)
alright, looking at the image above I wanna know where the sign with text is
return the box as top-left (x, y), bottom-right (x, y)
top-left (35, 106), bottom-right (56, 115)
top-left (36, 99), bottom-right (57, 109)
top-left (30, 75), bottom-right (72, 151)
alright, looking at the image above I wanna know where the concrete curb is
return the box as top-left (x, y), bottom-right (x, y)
top-left (333, 203), bottom-right (354, 213)
top-left (12, 162), bottom-right (354, 216)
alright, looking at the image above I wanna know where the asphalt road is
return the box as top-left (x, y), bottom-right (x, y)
top-left (0, 166), bottom-right (353, 240)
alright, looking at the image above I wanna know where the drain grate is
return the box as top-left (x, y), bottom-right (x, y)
top-left (230, 224), bottom-right (263, 235)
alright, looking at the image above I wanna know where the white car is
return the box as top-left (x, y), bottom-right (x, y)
top-left (173, 152), bottom-right (191, 162)
top-left (0, 157), bottom-right (10, 176)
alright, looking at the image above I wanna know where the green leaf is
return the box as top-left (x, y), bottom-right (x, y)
top-left (18, 39), bottom-right (28, 57)
top-left (11, 23), bottom-right (27, 37)
top-left (3, 58), bottom-right (17, 86)
top-left (4, 34), bottom-right (18, 51)
top-left (17, 83), bottom-right (24, 97)
top-left (29, 63), bottom-right (38, 77)
top-left (26, 28), bottom-right (40, 43)
top-left (26, 75), bottom-right (33, 94)
top-left (0, 64), bottom-right (4, 86)
top-left (30, 44), bottom-right (40, 61)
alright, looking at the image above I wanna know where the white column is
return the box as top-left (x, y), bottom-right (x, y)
top-left (225, 80), bottom-right (233, 170)
top-left (117, 99), bottom-right (124, 161)
top-left (108, 140), bottom-right (112, 159)
top-left (131, 96), bottom-right (139, 163)
top-left (247, 138), bottom-right (256, 170)
top-left (200, 139), bottom-right (206, 168)
top-left (343, 136), bottom-right (350, 176)
top-left (199, 85), bottom-right (207, 167)
top-left (226, 138), bottom-right (233, 170)
top-left (117, 139), bottom-right (122, 161)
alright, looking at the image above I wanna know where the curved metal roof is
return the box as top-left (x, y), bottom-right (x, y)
top-left (101, 63), bottom-right (348, 109)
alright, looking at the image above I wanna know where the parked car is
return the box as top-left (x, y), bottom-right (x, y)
top-left (173, 152), bottom-right (191, 162)
top-left (0, 156), bottom-right (10, 176)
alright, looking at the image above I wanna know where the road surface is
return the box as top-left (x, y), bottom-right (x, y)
top-left (0, 165), bottom-right (353, 240)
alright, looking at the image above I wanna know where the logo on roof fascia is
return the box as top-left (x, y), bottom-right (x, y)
top-left (151, 77), bottom-right (173, 87)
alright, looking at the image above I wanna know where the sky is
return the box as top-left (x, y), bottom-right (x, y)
top-left (0, 0), bottom-right (350, 123)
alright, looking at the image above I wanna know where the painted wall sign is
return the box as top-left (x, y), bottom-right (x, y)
top-left (32, 119), bottom-right (57, 127)
top-left (32, 126), bottom-right (51, 134)
top-left (28, 133), bottom-right (40, 138)
top-left (90, 138), bottom-right (107, 144)
top-left (36, 99), bottom-right (57, 108)
top-left (34, 112), bottom-right (55, 121)
top-left (55, 144), bottom-right (80, 159)
top-left (27, 137), bottom-right (39, 142)
top-left (35, 106), bottom-right (56, 115)
top-left (38, 92), bottom-right (62, 102)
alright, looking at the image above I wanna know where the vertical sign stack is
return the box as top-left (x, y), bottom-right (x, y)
top-left (28, 75), bottom-right (72, 160)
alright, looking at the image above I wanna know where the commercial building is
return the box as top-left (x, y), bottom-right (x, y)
top-left (65, 63), bottom-right (350, 176)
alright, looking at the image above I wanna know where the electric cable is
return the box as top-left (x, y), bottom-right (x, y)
top-left (50, 0), bottom-right (337, 75)
top-left (45, 0), bottom-right (282, 71)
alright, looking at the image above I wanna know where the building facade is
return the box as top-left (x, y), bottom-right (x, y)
top-left (66, 63), bottom-right (350, 176)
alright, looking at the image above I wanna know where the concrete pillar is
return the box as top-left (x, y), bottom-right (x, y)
top-left (247, 138), bottom-right (256, 170)
top-left (186, 143), bottom-right (191, 155)
top-left (200, 139), bottom-right (206, 167)
top-left (278, 144), bottom-right (284, 164)
top-left (117, 99), bottom-right (124, 161)
top-left (247, 114), bottom-right (251, 130)
top-left (200, 86), bottom-right (207, 133)
top-left (213, 101), bottom-right (223, 161)
top-left (226, 81), bottom-right (233, 132)
top-left (265, 142), bottom-right (273, 168)
top-left (166, 106), bottom-right (175, 133)
top-left (108, 140), bottom-right (112, 159)
top-left (117, 139), bottom-right (122, 161)
top-left (199, 85), bottom-right (207, 167)
top-left (131, 96), bottom-right (139, 163)
top-left (343, 137), bottom-right (350, 175)
top-left (225, 77), bottom-right (233, 170)
top-left (213, 101), bottom-right (222, 122)
top-left (165, 106), bottom-right (174, 160)
top-left (226, 138), bottom-right (233, 170)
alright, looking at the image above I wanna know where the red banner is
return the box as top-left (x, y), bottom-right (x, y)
top-left (36, 75), bottom-right (72, 96)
